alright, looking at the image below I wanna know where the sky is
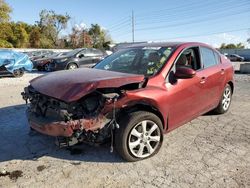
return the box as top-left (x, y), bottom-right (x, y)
top-left (5, 0), bottom-right (250, 48)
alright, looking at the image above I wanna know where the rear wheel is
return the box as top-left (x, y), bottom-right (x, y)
top-left (67, 63), bottom-right (78, 70)
top-left (115, 111), bottom-right (163, 162)
top-left (13, 69), bottom-right (24, 77)
top-left (44, 63), bottom-right (51, 72)
top-left (214, 84), bottom-right (232, 114)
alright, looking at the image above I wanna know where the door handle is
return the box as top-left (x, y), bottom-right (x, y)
top-left (200, 77), bottom-right (206, 84)
top-left (221, 69), bottom-right (225, 75)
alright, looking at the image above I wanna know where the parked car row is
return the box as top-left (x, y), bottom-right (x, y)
top-left (32, 52), bottom-right (68, 71)
top-left (33, 48), bottom-right (107, 72)
top-left (0, 48), bottom-right (108, 77)
top-left (23, 50), bottom-right (55, 61)
top-left (0, 50), bottom-right (33, 77)
top-left (225, 54), bottom-right (245, 62)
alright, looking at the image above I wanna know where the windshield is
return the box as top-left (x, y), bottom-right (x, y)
top-left (94, 46), bottom-right (174, 76)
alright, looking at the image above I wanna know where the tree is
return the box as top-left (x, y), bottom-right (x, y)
top-left (39, 35), bottom-right (54, 48)
top-left (235, 43), bottom-right (245, 49)
top-left (0, 22), bottom-right (13, 39)
top-left (0, 39), bottom-right (13, 48)
top-left (0, 22), bottom-right (13, 47)
top-left (38, 10), bottom-right (70, 47)
top-left (69, 26), bottom-right (82, 48)
top-left (0, 0), bottom-right (12, 22)
top-left (0, 4), bottom-right (114, 49)
top-left (88, 24), bottom-right (111, 49)
top-left (69, 25), bottom-right (92, 48)
top-left (29, 27), bottom-right (41, 48)
top-left (219, 43), bottom-right (245, 49)
top-left (17, 21), bottom-right (34, 34)
top-left (10, 22), bottom-right (29, 47)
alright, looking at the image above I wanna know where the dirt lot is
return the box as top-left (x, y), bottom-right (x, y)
top-left (0, 71), bottom-right (250, 188)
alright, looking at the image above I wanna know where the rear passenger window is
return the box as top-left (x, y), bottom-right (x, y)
top-left (200, 47), bottom-right (217, 68)
top-left (213, 52), bottom-right (221, 64)
top-left (91, 49), bottom-right (103, 56)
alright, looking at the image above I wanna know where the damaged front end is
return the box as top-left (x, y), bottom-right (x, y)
top-left (21, 85), bottom-right (120, 145)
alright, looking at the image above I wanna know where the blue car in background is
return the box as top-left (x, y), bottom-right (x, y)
top-left (0, 50), bottom-right (33, 77)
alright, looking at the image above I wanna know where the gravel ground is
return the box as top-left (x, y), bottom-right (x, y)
top-left (0, 71), bottom-right (250, 188)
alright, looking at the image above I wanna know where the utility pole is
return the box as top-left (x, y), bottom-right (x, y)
top-left (132, 10), bottom-right (135, 42)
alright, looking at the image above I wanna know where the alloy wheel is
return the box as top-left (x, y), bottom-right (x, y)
top-left (222, 87), bottom-right (231, 111)
top-left (128, 120), bottom-right (161, 158)
top-left (44, 64), bottom-right (51, 72)
top-left (13, 69), bottom-right (24, 77)
top-left (68, 64), bottom-right (77, 70)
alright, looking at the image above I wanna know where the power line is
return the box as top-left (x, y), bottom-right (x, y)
top-left (135, 2), bottom-right (249, 25)
top-left (108, 18), bottom-right (130, 30)
top-left (109, 23), bottom-right (131, 33)
top-left (135, 9), bottom-right (250, 31)
top-left (108, 1), bottom-right (230, 33)
top-left (136, 28), bottom-right (249, 42)
top-left (135, 0), bottom-right (238, 20)
top-left (108, 0), bottom-right (250, 42)
top-left (104, 16), bottom-right (130, 29)
top-left (135, 0), bottom-right (218, 17)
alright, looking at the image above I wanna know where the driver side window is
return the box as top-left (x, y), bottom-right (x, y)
top-left (77, 51), bottom-right (86, 58)
top-left (167, 47), bottom-right (201, 83)
top-left (175, 47), bottom-right (201, 70)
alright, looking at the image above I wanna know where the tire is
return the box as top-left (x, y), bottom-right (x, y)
top-left (67, 63), bottom-right (78, 70)
top-left (214, 84), bottom-right (232, 114)
top-left (115, 111), bottom-right (163, 162)
top-left (13, 69), bottom-right (24, 77)
top-left (37, 66), bottom-right (43, 71)
top-left (44, 63), bottom-right (51, 72)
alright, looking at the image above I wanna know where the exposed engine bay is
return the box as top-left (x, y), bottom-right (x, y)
top-left (21, 85), bottom-right (121, 146)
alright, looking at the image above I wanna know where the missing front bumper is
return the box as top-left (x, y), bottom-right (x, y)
top-left (26, 109), bottom-right (111, 137)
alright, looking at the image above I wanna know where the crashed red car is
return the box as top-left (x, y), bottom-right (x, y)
top-left (22, 42), bottom-right (234, 161)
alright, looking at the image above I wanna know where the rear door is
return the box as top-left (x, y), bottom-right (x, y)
top-left (77, 49), bottom-right (93, 67)
top-left (199, 47), bottom-right (223, 111)
top-left (78, 49), bottom-right (103, 68)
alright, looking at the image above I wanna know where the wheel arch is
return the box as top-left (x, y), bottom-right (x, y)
top-left (227, 81), bottom-right (234, 94)
top-left (118, 103), bottom-right (167, 131)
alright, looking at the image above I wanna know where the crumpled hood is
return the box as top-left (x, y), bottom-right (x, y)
top-left (30, 68), bottom-right (144, 102)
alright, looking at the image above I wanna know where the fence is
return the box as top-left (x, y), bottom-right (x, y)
top-left (219, 49), bottom-right (250, 61)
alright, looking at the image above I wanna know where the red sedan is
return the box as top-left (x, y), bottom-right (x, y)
top-left (22, 42), bottom-right (234, 161)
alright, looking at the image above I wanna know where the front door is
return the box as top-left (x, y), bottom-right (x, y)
top-left (166, 47), bottom-right (206, 130)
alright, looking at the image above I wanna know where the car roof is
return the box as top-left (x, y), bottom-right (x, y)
top-left (125, 42), bottom-right (211, 49)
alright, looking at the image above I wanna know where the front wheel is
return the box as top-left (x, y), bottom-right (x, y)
top-left (115, 111), bottom-right (163, 162)
top-left (67, 63), bottom-right (78, 70)
top-left (214, 84), bottom-right (232, 114)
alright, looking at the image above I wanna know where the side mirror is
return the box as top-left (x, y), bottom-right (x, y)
top-left (174, 67), bottom-right (196, 79)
